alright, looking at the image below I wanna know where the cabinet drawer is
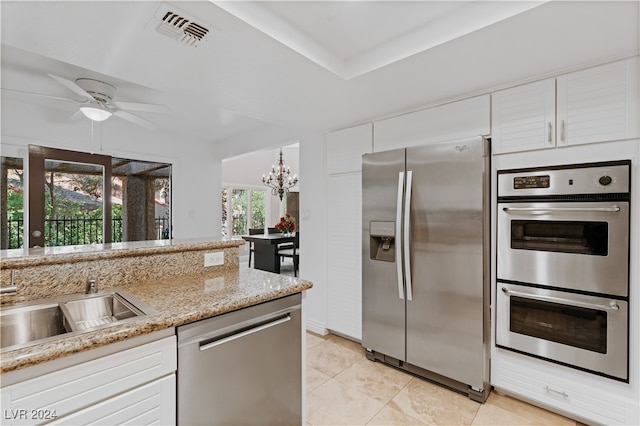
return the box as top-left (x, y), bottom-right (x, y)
top-left (50, 375), bottom-right (175, 425)
top-left (1, 336), bottom-right (176, 425)
top-left (493, 352), bottom-right (627, 424)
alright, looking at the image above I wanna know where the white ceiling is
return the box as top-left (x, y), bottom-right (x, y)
top-left (1, 1), bottom-right (638, 160)
top-left (215, 1), bottom-right (546, 79)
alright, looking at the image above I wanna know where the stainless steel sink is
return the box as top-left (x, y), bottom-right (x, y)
top-left (1, 303), bottom-right (72, 349)
top-left (62, 293), bottom-right (142, 331)
top-left (1, 289), bottom-right (157, 352)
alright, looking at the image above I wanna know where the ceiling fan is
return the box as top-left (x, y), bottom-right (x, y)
top-left (4, 73), bottom-right (170, 130)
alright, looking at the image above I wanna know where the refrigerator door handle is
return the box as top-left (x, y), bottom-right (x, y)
top-left (396, 171), bottom-right (405, 299)
top-left (404, 170), bottom-right (413, 301)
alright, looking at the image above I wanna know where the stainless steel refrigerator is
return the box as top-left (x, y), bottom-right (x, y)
top-left (362, 136), bottom-right (490, 402)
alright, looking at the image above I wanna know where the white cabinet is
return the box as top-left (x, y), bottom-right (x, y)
top-left (50, 376), bottom-right (175, 425)
top-left (327, 172), bottom-right (363, 339)
top-left (325, 124), bottom-right (372, 339)
top-left (493, 57), bottom-right (639, 154)
top-left (557, 58), bottom-right (639, 146)
top-left (491, 79), bottom-right (557, 153)
top-left (1, 335), bottom-right (177, 425)
top-left (374, 95), bottom-right (490, 152)
top-left (493, 349), bottom-right (637, 425)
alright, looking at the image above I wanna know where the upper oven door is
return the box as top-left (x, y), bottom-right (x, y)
top-left (498, 201), bottom-right (629, 296)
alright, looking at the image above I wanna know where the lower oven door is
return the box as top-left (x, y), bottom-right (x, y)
top-left (497, 201), bottom-right (629, 296)
top-left (496, 282), bottom-right (628, 381)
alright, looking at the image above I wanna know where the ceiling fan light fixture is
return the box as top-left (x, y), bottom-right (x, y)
top-left (80, 105), bottom-right (112, 122)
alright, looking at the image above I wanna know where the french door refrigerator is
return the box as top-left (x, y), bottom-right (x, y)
top-left (362, 136), bottom-right (490, 402)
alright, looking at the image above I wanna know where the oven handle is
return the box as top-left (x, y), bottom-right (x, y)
top-left (501, 287), bottom-right (620, 311)
top-left (502, 205), bottom-right (621, 214)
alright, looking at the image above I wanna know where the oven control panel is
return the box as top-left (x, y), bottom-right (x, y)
top-left (498, 161), bottom-right (630, 197)
top-left (513, 175), bottom-right (550, 189)
top-left (598, 175), bottom-right (613, 186)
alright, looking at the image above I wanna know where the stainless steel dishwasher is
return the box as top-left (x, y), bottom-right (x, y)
top-left (177, 293), bottom-right (302, 425)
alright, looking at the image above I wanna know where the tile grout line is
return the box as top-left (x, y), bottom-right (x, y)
top-left (379, 376), bottom-right (427, 426)
top-left (307, 332), bottom-right (579, 426)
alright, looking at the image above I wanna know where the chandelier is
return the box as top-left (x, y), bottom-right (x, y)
top-left (262, 149), bottom-right (298, 201)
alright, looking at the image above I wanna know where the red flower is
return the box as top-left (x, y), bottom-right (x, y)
top-left (274, 214), bottom-right (296, 233)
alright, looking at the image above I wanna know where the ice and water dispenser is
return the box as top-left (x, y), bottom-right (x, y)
top-left (369, 221), bottom-right (395, 262)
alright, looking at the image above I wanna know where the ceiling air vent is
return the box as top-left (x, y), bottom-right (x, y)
top-left (150, 4), bottom-right (214, 48)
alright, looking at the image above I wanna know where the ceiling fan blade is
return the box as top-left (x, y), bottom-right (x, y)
top-left (113, 110), bottom-right (159, 130)
top-left (2, 87), bottom-right (78, 103)
top-left (66, 110), bottom-right (84, 122)
top-left (112, 101), bottom-right (171, 114)
top-left (47, 73), bottom-right (94, 101)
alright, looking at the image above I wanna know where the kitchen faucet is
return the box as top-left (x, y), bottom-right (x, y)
top-left (1, 270), bottom-right (18, 296)
top-left (86, 279), bottom-right (98, 294)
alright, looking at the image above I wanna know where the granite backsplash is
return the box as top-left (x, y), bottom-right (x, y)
top-left (0, 238), bottom-right (243, 304)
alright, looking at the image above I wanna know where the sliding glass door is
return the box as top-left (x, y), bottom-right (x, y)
top-left (29, 146), bottom-right (112, 248)
top-left (21, 145), bottom-right (171, 248)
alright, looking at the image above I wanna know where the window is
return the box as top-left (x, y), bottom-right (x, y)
top-left (221, 187), bottom-right (267, 237)
top-left (1, 157), bottom-right (24, 249)
top-left (1, 146), bottom-right (172, 249)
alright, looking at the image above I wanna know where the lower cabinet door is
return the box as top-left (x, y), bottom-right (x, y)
top-left (50, 375), bottom-right (175, 426)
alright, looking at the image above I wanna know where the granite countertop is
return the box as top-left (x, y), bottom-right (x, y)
top-left (1, 267), bottom-right (312, 374)
top-left (0, 237), bottom-right (245, 267)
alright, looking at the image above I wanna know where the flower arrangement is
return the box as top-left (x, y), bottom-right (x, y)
top-left (275, 213), bottom-right (296, 234)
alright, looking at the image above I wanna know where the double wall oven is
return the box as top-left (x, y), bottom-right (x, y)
top-left (497, 160), bottom-right (631, 382)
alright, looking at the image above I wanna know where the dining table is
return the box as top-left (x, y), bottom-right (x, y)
top-left (241, 233), bottom-right (295, 274)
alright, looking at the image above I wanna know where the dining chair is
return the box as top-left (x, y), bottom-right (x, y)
top-left (269, 226), bottom-right (294, 260)
top-left (247, 228), bottom-right (263, 267)
top-left (277, 232), bottom-right (300, 277)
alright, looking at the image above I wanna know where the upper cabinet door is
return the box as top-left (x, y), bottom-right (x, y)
top-left (491, 78), bottom-right (556, 154)
top-left (374, 95), bottom-right (490, 153)
top-left (493, 57), bottom-right (639, 155)
top-left (556, 57), bottom-right (639, 147)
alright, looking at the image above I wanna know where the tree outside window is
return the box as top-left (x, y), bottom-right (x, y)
top-left (232, 189), bottom-right (248, 236)
top-left (250, 190), bottom-right (265, 229)
top-left (221, 187), bottom-right (267, 237)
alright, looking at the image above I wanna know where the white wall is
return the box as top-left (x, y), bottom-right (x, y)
top-left (298, 132), bottom-right (328, 334)
top-left (173, 154), bottom-right (221, 239)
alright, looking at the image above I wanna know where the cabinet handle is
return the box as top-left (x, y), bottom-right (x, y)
top-left (560, 120), bottom-right (565, 143)
top-left (199, 315), bottom-right (291, 351)
top-left (544, 386), bottom-right (568, 398)
top-left (547, 122), bottom-right (553, 144)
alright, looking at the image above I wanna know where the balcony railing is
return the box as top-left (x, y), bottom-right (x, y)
top-left (5, 217), bottom-right (170, 249)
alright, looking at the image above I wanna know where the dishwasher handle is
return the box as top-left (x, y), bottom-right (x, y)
top-left (199, 314), bottom-right (291, 351)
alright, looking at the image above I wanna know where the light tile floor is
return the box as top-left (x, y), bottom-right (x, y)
top-left (306, 332), bottom-right (580, 426)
